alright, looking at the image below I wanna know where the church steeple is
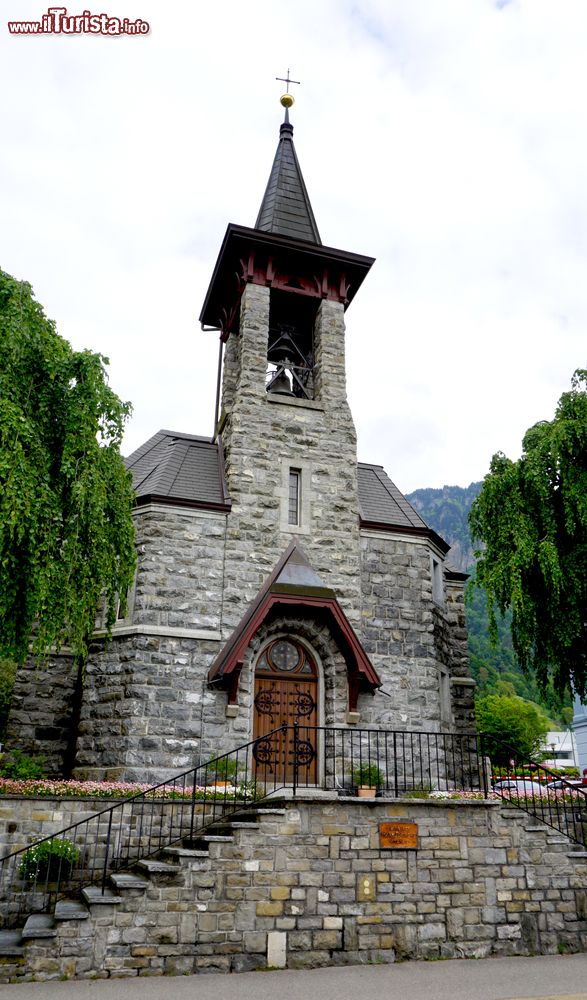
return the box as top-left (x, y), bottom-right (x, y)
top-left (199, 94), bottom-right (374, 343)
top-left (255, 106), bottom-right (321, 245)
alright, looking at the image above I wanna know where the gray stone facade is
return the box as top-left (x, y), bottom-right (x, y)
top-left (7, 281), bottom-right (474, 781)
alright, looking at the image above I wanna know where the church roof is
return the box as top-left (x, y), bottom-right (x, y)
top-left (358, 463), bottom-right (449, 553)
top-left (125, 430), bottom-right (230, 512)
top-left (126, 431), bottom-right (447, 551)
top-left (255, 111), bottom-right (321, 244)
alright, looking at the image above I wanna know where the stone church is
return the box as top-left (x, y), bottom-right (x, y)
top-left (9, 99), bottom-right (475, 782)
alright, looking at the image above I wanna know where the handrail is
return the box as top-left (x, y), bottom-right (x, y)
top-left (0, 725), bottom-right (287, 928)
top-left (479, 734), bottom-right (587, 847)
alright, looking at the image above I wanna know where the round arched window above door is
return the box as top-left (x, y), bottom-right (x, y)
top-left (256, 638), bottom-right (317, 677)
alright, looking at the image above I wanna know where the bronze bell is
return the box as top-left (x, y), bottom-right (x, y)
top-left (268, 331), bottom-right (302, 366)
top-left (267, 369), bottom-right (294, 396)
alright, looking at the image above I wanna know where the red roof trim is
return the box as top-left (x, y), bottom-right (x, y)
top-left (134, 494), bottom-right (231, 513)
top-left (208, 592), bottom-right (380, 696)
top-left (359, 519), bottom-right (449, 554)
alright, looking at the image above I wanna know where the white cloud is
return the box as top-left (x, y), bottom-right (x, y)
top-left (1, 0), bottom-right (585, 493)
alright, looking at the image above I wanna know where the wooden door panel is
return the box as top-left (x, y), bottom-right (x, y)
top-left (253, 675), bottom-right (317, 783)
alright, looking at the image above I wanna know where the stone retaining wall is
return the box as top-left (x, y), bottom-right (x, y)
top-left (0, 796), bottom-right (585, 981)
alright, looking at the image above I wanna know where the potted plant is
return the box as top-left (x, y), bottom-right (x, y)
top-left (351, 762), bottom-right (383, 797)
top-left (209, 757), bottom-right (241, 789)
top-left (18, 838), bottom-right (79, 883)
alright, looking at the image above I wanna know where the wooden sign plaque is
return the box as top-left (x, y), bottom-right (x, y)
top-left (379, 821), bottom-right (418, 850)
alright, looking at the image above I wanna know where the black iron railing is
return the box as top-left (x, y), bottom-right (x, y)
top-left (479, 734), bottom-right (587, 847)
top-left (279, 725), bottom-right (487, 797)
top-left (0, 726), bottom-right (287, 929)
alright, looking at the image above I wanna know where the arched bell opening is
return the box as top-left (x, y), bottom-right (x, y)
top-left (266, 290), bottom-right (318, 400)
top-left (252, 636), bottom-right (319, 785)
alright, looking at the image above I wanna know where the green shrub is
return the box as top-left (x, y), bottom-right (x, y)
top-left (351, 762), bottom-right (383, 788)
top-left (403, 784), bottom-right (432, 799)
top-left (18, 838), bottom-right (79, 882)
top-left (0, 749), bottom-right (45, 780)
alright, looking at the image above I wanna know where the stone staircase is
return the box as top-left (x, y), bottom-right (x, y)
top-left (0, 805), bottom-right (285, 981)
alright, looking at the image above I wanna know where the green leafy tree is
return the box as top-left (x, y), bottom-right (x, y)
top-left (469, 370), bottom-right (587, 700)
top-left (0, 270), bottom-right (136, 665)
top-left (0, 658), bottom-right (16, 740)
top-left (475, 693), bottom-right (550, 766)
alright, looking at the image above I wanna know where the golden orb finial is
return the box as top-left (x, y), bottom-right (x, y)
top-left (280, 93), bottom-right (295, 109)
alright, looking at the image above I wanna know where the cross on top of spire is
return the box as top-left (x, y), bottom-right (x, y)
top-left (255, 69), bottom-right (321, 244)
top-left (276, 69), bottom-right (300, 94)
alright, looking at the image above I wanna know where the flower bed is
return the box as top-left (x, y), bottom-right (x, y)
top-left (0, 778), bottom-right (243, 800)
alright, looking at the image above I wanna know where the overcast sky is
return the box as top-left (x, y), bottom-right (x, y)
top-left (2, 0), bottom-right (585, 494)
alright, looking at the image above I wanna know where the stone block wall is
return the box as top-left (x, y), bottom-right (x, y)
top-left (359, 532), bottom-right (445, 731)
top-left (439, 576), bottom-right (476, 731)
top-left (0, 796), bottom-right (585, 981)
top-left (220, 287), bottom-right (363, 633)
top-left (75, 634), bottom-right (229, 783)
top-left (131, 506), bottom-right (226, 632)
top-left (5, 654), bottom-right (79, 777)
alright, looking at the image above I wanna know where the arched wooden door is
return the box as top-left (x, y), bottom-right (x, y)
top-left (252, 638), bottom-right (318, 785)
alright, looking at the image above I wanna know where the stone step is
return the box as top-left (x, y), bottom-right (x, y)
top-left (135, 859), bottom-right (180, 876)
top-left (54, 900), bottom-right (89, 921)
top-left (82, 886), bottom-right (123, 906)
top-left (22, 913), bottom-right (56, 939)
top-left (0, 930), bottom-right (24, 956)
top-left (524, 826), bottom-right (548, 833)
top-left (164, 847), bottom-right (209, 859)
top-left (255, 806), bottom-right (287, 816)
top-left (110, 873), bottom-right (150, 891)
top-left (568, 850), bottom-right (587, 858)
top-left (228, 822), bottom-right (260, 830)
top-left (188, 834), bottom-right (234, 851)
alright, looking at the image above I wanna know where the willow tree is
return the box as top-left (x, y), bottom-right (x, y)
top-left (0, 269), bottom-right (136, 665)
top-left (469, 370), bottom-right (587, 700)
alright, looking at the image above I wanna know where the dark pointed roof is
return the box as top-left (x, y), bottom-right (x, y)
top-left (358, 463), bottom-right (449, 554)
top-left (207, 540), bottom-right (381, 701)
top-left (125, 430), bottom-right (230, 512)
top-left (255, 110), bottom-right (321, 245)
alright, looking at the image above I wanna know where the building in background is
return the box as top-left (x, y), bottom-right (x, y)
top-left (573, 698), bottom-right (587, 775)
top-left (540, 729), bottom-right (578, 771)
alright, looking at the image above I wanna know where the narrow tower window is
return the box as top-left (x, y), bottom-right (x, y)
top-left (431, 557), bottom-right (444, 605)
top-left (288, 469), bottom-right (301, 526)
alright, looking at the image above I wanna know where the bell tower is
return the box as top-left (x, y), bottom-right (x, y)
top-left (199, 91), bottom-right (374, 634)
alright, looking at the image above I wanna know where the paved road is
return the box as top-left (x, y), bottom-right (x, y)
top-left (0, 955), bottom-right (585, 1000)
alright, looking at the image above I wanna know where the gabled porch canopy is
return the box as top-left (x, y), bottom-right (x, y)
top-left (208, 542), bottom-right (381, 710)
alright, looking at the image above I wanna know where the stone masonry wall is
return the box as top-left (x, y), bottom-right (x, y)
top-left (220, 286), bottom-right (363, 634)
top-left (75, 634), bottom-right (231, 783)
top-left (439, 577), bottom-right (476, 731)
top-left (359, 532), bottom-right (444, 731)
top-left (0, 797), bottom-right (585, 981)
top-left (6, 285), bottom-right (476, 779)
top-left (131, 506), bottom-right (226, 632)
top-left (5, 654), bottom-right (79, 777)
